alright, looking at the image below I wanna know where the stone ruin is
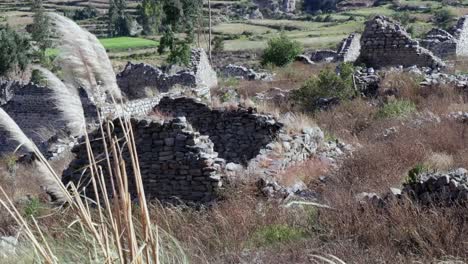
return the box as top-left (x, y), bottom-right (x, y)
top-left (0, 49), bottom-right (218, 157)
top-left (307, 15), bottom-right (468, 68)
top-left (155, 97), bottom-right (282, 165)
top-left (420, 28), bottom-right (458, 59)
top-left (1, 46), bottom-right (329, 204)
top-left (308, 33), bottom-right (361, 63)
top-left (0, 80), bottom-right (97, 155)
top-left (421, 16), bottom-right (468, 59)
top-left (117, 48), bottom-right (217, 100)
top-left (62, 96), bottom-right (324, 203)
top-left (337, 33), bottom-right (362, 63)
top-left (62, 117), bottom-right (223, 203)
top-left (221, 64), bottom-right (273, 81)
top-left (358, 168), bottom-right (468, 207)
top-left (358, 16), bottom-right (445, 68)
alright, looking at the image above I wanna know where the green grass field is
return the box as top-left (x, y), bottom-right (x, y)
top-left (99, 37), bottom-right (159, 51)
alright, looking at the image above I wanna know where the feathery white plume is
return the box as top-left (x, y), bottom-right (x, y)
top-left (33, 67), bottom-right (86, 136)
top-left (0, 108), bottom-right (66, 202)
top-left (48, 12), bottom-right (122, 103)
top-left (0, 108), bottom-right (35, 152)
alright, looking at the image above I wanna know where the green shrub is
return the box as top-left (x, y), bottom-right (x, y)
top-left (376, 100), bottom-right (416, 119)
top-left (23, 198), bottom-right (42, 219)
top-left (405, 164), bottom-right (429, 184)
top-left (291, 63), bottom-right (355, 111)
top-left (249, 224), bottom-right (305, 247)
top-left (261, 33), bottom-right (302, 67)
top-left (167, 41), bottom-right (191, 66)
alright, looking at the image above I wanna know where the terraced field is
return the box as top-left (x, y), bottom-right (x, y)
top-left (0, 0), bottom-right (141, 36)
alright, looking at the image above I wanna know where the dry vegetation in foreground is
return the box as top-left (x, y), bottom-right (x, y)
top-left (1, 64), bottom-right (468, 263)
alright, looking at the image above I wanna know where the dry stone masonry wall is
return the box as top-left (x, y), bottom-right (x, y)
top-left (420, 28), bottom-right (457, 59)
top-left (62, 117), bottom-right (223, 203)
top-left (155, 97), bottom-right (283, 165)
top-left (117, 49), bottom-right (216, 100)
top-left (337, 33), bottom-right (361, 62)
top-left (358, 16), bottom-right (445, 68)
top-left (452, 16), bottom-right (468, 57)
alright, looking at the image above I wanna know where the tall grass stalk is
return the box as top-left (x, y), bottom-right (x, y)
top-left (0, 116), bottom-right (187, 263)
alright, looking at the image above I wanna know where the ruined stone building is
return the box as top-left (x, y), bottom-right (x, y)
top-left (358, 16), bottom-right (445, 68)
top-left (117, 49), bottom-right (217, 100)
top-left (421, 16), bottom-right (468, 59)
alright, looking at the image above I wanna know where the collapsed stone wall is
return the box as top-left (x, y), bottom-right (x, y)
top-left (62, 117), bottom-right (223, 203)
top-left (117, 49), bottom-right (216, 100)
top-left (420, 28), bottom-right (457, 59)
top-left (155, 97), bottom-right (283, 164)
top-left (358, 16), bottom-right (444, 68)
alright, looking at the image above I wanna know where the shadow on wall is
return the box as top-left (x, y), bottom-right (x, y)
top-left (155, 97), bottom-right (283, 165)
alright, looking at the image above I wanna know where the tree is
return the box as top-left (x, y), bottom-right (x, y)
top-left (261, 33), bottom-right (302, 67)
top-left (137, 0), bottom-right (163, 35)
top-left (157, 0), bottom-right (203, 65)
top-left (0, 26), bottom-right (30, 76)
top-left (30, 0), bottom-right (51, 58)
top-left (108, 0), bottom-right (133, 37)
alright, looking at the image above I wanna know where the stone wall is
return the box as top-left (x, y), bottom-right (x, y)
top-left (155, 97), bottom-right (283, 164)
top-left (0, 80), bottom-right (21, 105)
top-left (337, 33), bottom-right (361, 62)
top-left (62, 117), bottom-right (223, 203)
top-left (452, 16), bottom-right (468, 57)
top-left (100, 96), bottom-right (164, 119)
top-left (221, 64), bottom-right (273, 81)
top-left (420, 16), bottom-right (468, 59)
top-left (420, 28), bottom-right (457, 59)
top-left (117, 49), bottom-right (216, 100)
top-left (358, 16), bottom-right (445, 68)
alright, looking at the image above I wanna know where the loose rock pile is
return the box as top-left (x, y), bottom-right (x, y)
top-left (358, 169), bottom-right (468, 207)
top-left (221, 64), bottom-right (273, 81)
top-left (402, 168), bottom-right (468, 206)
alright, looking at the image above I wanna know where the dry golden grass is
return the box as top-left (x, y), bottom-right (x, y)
top-left (278, 158), bottom-right (330, 187)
